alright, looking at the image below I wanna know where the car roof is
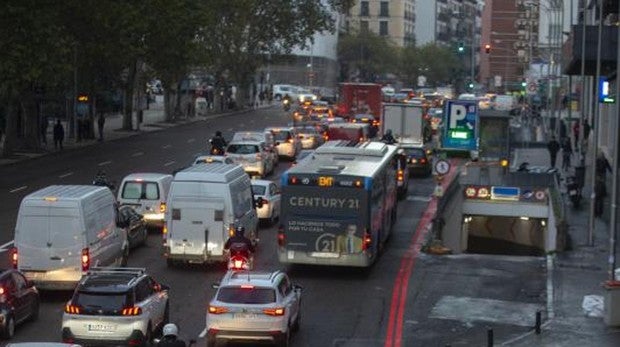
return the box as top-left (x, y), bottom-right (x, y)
top-left (266, 127), bottom-right (294, 132)
top-left (122, 173), bottom-right (172, 181)
top-left (221, 270), bottom-right (284, 287)
top-left (78, 268), bottom-right (146, 293)
top-left (193, 155), bottom-right (231, 164)
top-left (250, 179), bottom-right (272, 187)
top-left (228, 140), bottom-right (262, 146)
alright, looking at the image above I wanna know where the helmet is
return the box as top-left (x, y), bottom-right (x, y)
top-left (386, 129), bottom-right (392, 135)
top-left (215, 131), bottom-right (222, 137)
top-left (234, 225), bottom-right (245, 237)
top-left (162, 323), bottom-right (178, 337)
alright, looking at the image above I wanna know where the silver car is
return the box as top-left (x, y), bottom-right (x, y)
top-left (266, 127), bottom-right (301, 160)
top-left (206, 270), bottom-right (302, 347)
top-left (225, 141), bottom-right (274, 178)
top-left (251, 179), bottom-right (281, 225)
top-left (62, 268), bottom-right (169, 346)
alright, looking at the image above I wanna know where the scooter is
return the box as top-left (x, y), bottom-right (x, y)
top-left (283, 99), bottom-right (291, 112)
top-left (227, 243), bottom-right (254, 271)
top-left (566, 175), bottom-right (582, 208)
top-left (208, 139), bottom-right (224, 155)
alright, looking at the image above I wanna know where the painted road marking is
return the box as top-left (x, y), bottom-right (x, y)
top-left (59, 172), bottom-right (74, 178)
top-left (187, 138), bottom-right (195, 143)
top-left (9, 186), bottom-right (27, 193)
top-left (0, 240), bottom-right (14, 251)
top-left (227, 127), bottom-right (233, 132)
top-left (98, 160), bottom-right (112, 166)
top-left (164, 161), bottom-right (176, 167)
top-left (406, 195), bottom-right (432, 202)
top-left (198, 327), bottom-right (207, 338)
top-left (162, 144), bottom-right (172, 149)
top-left (131, 152), bottom-right (144, 157)
top-left (385, 159), bottom-right (459, 347)
top-left (429, 296), bottom-right (542, 327)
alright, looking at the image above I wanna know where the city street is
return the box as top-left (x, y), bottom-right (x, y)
top-left (0, 107), bottom-right (545, 346)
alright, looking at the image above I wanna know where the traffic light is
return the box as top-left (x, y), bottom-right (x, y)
top-left (484, 44), bottom-right (491, 54)
top-left (468, 82), bottom-right (474, 89)
top-left (457, 41), bottom-right (464, 53)
top-left (521, 80), bottom-right (527, 88)
top-left (77, 93), bottom-right (89, 102)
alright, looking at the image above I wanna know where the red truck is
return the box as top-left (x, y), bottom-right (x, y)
top-left (337, 83), bottom-right (383, 120)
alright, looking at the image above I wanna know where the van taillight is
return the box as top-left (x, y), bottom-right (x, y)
top-left (122, 307), bottom-right (142, 316)
top-left (263, 307), bottom-right (285, 316)
top-left (10, 247), bottom-right (17, 269)
top-left (65, 304), bottom-right (81, 314)
top-left (159, 202), bottom-right (167, 213)
top-left (362, 230), bottom-right (372, 250)
top-left (397, 170), bottom-right (404, 182)
top-left (277, 225), bottom-right (285, 247)
top-left (81, 248), bottom-right (90, 271)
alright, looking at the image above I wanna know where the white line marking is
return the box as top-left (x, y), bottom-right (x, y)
top-left (162, 144), bottom-right (172, 149)
top-left (164, 161), bottom-right (176, 167)
top-left (546, 254), bottom-right (555, 319)
top-left (98, 160), bottom-right (112, 166)
top-left (406, 195), bottom-right (432, 202)
top-left (9, 186), bottom-right (27, 193)
top-left (0, 241), bottom-right (14, 250)
top-left (227, 127), bottom-right (233, 132)
top-left (187, 138), bottom-right (195, 143)
top-left (131, 152), bottom-right (144, 157)
top-left (198, 327), bottom-right (207, 338)
top-left (59, 172), bottom-right (74, 178)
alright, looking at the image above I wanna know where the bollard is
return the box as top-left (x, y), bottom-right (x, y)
top-left (535, 310), bottom-right (542, 334)
top-left (487, 328), bottom-right (493, 347)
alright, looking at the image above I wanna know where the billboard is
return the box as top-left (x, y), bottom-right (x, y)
top-left (442, 100), bottom-right (479, 151)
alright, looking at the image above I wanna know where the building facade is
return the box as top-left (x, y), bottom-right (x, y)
top-left (345, 0), bottom-right (416, 47)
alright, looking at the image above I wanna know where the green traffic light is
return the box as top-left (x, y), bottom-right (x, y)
top-left (468, 83), bottom-right (474, 89)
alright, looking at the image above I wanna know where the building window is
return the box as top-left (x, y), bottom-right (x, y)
top-left (360, 1), bottom-right (369, 16)
top-left (380, 1), bottom-right (390, 17)
top-left (360, 20), bottom-right (369, 33)
top-left (379, 21), bottom-right (389, 36)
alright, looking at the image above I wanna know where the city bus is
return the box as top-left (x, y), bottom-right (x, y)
top-left (278, 141), bottom-right (399, 267)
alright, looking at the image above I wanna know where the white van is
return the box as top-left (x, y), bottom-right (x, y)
top-left (117, 173), bottom-right (173, 229)
top-left (13, 185), bottom-right (129, 290)
top-left (164, 164), bottom-right (260, 266)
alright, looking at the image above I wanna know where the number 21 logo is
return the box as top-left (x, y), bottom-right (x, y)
top-left (315, 233), bottom-right (336, 252)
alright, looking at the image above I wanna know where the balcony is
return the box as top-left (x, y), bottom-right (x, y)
top-left (563, 24), bottom-right (618, 76)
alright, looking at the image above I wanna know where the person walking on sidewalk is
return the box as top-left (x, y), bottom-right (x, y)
top-left (97, 113), bottom-right (105, 142)
top-left (40, 115), bottom-right (48, 146)
top-left (53, 119), bottom-right (64, 150)
top-left (547, 136), bottom-right (560, 169)
top-left (561, 137), bottom-right (572, 171)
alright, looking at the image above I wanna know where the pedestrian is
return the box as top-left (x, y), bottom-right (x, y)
top-left (594, 176), bottom-right (607, 217)
top-left (259, 90), bottom-right (265, 106)
top-left (583, 120), bottom-right (591, 141)
top-left (561, 137), bottom-right (572, 171)
top-left (41, 115), bottom-right (48, 145)
top-left (53, 119), bottom-right (64, 150)
top-left (97, 113), bottom-right (105, 141)
top-left (547, 136), bottom-right (560, 169)
top-left (572, 121), bottom-right (580, 146)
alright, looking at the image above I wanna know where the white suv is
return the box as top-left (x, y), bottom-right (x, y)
top-left (206, 270), bottom-right (302, 347)
top-left (62, 268), bottom-right (169, 346)
top-left (266, 127), bottom-right (301, 160)
top-left (225, 141), bottom-right (274, 178)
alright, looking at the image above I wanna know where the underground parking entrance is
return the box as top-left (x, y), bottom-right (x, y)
top-left (464, 215), bottom-right (547, 256)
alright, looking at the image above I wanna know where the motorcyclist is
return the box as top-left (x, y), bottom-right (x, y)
top-left (224, 226), bottom-right (255, 257)
top-left (156, 323), bottom-right (186, 347)
top-left (282, 93), bottom-right (292, 111)
top-left (381, 129), bottom-right (397, 144)
top-left (209, 131), bottom-right (227, 154)
top-left (93, 170), bottom-right (114, 190)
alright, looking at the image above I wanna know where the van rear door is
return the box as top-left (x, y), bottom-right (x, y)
top-left (119, 180), bottom-right (161, 216)
top-left (169, 198), bottom-right (225, 258)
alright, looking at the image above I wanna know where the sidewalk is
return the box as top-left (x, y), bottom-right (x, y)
top-left (505, 146), bottom-right (620, 345)
top-left (1, 99), bottom-right (274, 166)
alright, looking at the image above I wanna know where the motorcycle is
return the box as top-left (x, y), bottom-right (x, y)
top-left (208, 139), bottom-right (224, 155)
top-left (227, 243), bottom-right (253, 271)
top-left (283, 99), bottom-right (291, 112)
top-left (566, 175), bottom-right (582, 208)
top-left (93, 176), bottom-right (116, 191)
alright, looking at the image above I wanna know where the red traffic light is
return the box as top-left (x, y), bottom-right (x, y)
top-left (484, 44), bottom-right (491, 54)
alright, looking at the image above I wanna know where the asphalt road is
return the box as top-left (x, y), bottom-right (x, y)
top-left (0, 107), bottom-right (546, 346)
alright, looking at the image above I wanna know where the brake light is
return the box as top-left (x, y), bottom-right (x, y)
top-left (10, 247), bottom-right (17, 269)
top-left (208, 305), bottom-right (229, 314)
top-left (122, 307), bottom-right (142, 316)
top-left (277, 226), bottom-right (285, 247)
top-left (233, 259), bottom-right (245, 269)
top-left (420, 158), bottom-right (427, 164)
top-left (397, 170), bottom-right (404, 182)
top-left (263, 307), bottom-right (285, 316)
top-left (81, 248), bottom-right (90, 272)
top-left (65, 304), bottom-right (81, 314)
top-left (159, 202), bottom-right (167, 213)
top-left (362, 231), bottom-right (372, 250)
top-left (240, 284), bottom-right (254, 289)
top-left (373, 120), bottom-right (380, 126)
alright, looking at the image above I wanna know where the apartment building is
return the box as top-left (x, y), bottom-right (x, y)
top-left (345, 0), bottom-right (416, 47)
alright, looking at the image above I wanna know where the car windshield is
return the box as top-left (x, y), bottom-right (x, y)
top-left (73, 291), bottom-right (131, 313)
top-left (298, 127), bottom-right (317, 134)
top-left (404, 148), bottom-right (425, 157)
top-left (251, 185), bottom-right (266, 195)
top-left (272, 131), bottom-right (291, 141)
top-left (227, 144), bottom-right (259, 154)
top-left (217, 286), bottom-right (276, 304)
top-left (121, 181), bottom-right (159, 200)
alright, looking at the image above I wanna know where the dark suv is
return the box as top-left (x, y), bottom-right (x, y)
top-left (0, 269), bottom-right (40, 339)
top-left (62, 267), bottom-right (170, 346)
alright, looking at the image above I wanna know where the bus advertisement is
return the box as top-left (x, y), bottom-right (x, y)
top-left (278, 142), bottom-right (398, 267)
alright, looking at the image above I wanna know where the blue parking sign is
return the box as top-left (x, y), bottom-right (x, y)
top-left (442, 100), bottom-right (478, 151)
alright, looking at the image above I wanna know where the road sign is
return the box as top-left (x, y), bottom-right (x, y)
top-left (435, 159), bottom-right (451, 175)
top-left (442, 100), bottom-right (479, 151)
top-left (527, 81), bottom-right (537, 94)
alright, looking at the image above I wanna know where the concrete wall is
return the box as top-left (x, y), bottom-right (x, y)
top-left (441, 182), bottom-right (466, 253)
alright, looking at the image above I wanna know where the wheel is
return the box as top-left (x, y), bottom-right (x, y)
top-left (29, 299), bottom-right (40, 322)
top-left (162, 302), bottom-right (170, 327)
top-left (120, 247), bottom-right (129, 267)
top-left (2, 315), bottom-right (14, 339)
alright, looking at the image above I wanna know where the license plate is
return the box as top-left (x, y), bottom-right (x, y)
top-left (310, 252), bottom-right (339, 258)
top-left (234, 313), bottom-right (257, 319)
top-left (25, 272), bottom-right (45, 279)
top-left (175, 242), bottom-right (193, 247)
top-left (88, 324), bottom-right (117, 332)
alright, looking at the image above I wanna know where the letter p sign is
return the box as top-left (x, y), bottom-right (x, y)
top-left (449, 104), bottom-right (467, 129)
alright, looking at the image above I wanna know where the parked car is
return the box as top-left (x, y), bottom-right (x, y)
top-left (206, 270), bottom-right (302, 347)
top-left (0, 269), bottom-right (40, 339)
top-left (251, 179), bottom-right (281, 225)
top-left (118, 205), bottom-right (148, 249)
top-left (62, 268), bottom-right (169, 346)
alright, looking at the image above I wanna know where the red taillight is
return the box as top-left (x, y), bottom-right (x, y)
top-left (81, 248), bottom-right (90, 272)
top-left (208, 305), bottom-right (229, 314)
top-left (362, 231), bottom-right (372, 250)
top-left (420, 158), bottom-right (427, 164)
top-left (122, 307), bottom-right (142, 316)
top-left (10, 247), bottom-right (17, 269)
top-left (277, 226), bottom-right (285, 247)
top-left (288, 138), bottom-right (294, 144)
top-left (65, 304), bottom-right (81, 314)
top-left (263, 307), bottom-right (285, 316)
top-left (373, 120), bottom-right (380, 126)
top-left (159, 202), bottom-right (167, 213)
top-left (397, 170), bottom-right (404, 182)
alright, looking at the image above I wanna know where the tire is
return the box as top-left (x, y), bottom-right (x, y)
top-left (276, 328), bottom-right (290, 347)
top-left (162, 302), bottom-right (170, 328)
top-left (29, 299), bottom-right (40, 322)
top-left (2, 315), bottom-right (14, 339)
top-left (120, 246), bottom-right (129, 267)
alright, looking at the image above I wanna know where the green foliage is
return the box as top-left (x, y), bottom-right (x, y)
top-left (400, 43), bottom-right (461, 87)
top-left (337, 31), bottom-right (399, 81)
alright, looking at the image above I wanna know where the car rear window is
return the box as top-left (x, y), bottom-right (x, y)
top-left (121, 181), bottom-right (159, 200)
top-left (227, 144), bottom-right (259, 154)
top-left (72, 291), bottom-right (132, 314)
top-left (251, 185), bottom-right (266, 195)
top-left (272, 131), bottom-right (291, 141)
top-left (405, 148), bottom-right (425, 157)
top-left (217, 286), bottom-right (276, 304)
